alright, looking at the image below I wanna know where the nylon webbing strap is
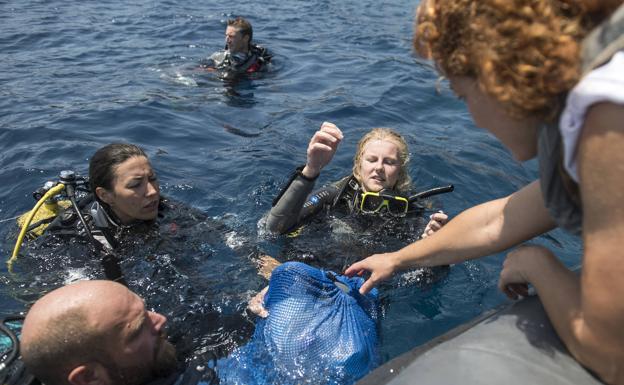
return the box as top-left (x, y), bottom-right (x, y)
top-left (581, 3), bottom-right (624, 73)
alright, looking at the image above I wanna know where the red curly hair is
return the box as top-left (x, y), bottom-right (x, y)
top-left (414, 0), bottom-right (622, 121)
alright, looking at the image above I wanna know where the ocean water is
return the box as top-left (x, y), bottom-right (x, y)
top-left (0, 0), bottom-right (582, 380)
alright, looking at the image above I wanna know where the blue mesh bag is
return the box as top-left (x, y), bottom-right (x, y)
top-left (217, 261), bottom-right (380, 385)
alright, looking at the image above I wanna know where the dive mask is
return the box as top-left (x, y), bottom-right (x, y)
top-left (359, 190), bottom-right (409, 217)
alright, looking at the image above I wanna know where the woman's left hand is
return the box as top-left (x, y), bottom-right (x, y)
top-left (498, 245), bottom-right (555, 300)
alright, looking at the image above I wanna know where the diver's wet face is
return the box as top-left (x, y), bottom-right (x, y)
top-left (358, 139), bottom-right (401, 192)
top-left (225, 26), bottom-right (249, 54)
top-left (105, 335), bottom-right (177, 385)
top-left (96, 155), bottom-right (160, 224)
top-left (103, 290), bottom-right (178, 385)
top-left (448, 76), bottom-right (539, 162)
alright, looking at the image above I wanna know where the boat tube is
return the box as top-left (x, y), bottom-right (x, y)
top-left (358, 295), bottom-right (603, 385)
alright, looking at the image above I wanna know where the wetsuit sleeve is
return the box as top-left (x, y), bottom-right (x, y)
top-left (266, 172), bottom-right (317, 234)
top-left (266, 170), bottom-right (345, 234)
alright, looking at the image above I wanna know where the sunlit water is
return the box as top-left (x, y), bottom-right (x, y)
top-left (0, 0), bottom-right (581, 382)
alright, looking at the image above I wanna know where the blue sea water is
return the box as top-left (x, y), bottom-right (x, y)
top-left (0, 0), bottom-right (582, 380)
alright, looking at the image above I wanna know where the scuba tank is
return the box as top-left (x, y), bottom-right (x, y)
top-left (8, 170), bottom-right (92, 272)
top-left (8, 170), bottom-right (127, 284)
top-left (15, 181), bottom-right (72, 238)
top-left (15, 171), bottom-right (89, 238)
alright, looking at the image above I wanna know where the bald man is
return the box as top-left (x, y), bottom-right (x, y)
top-left (21, 280), bottom-right (179, 385)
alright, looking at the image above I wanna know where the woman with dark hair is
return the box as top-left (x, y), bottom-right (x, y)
top-left (347, 1), bottom-right (624, 382)
top-left (29, 143), bottom-right (230, 285)
top-left (40, 143), bottom-right (165, 264)
top-left (89, 143), bottom-right (160, 225)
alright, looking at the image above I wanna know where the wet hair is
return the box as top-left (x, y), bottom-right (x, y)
top-left (21, 308), bottom-right (110, 385)
top-left (89, 143), bottom-right (148, 196)
top-left (227, 17), bottom-right (253, 43)
top-left (413, 0), bottom-right (620, 121)
top-left (352, 128), bottom-right (411, 193)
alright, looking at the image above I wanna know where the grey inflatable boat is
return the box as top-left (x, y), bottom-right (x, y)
top-left (358, 296), bottom-right (602, 385)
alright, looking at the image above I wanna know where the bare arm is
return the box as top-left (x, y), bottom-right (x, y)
top-left (401, 180), bottom-right (555, 266)
top-left (346, 180), bottom-right (556, 293)
top-left (500, 103), bottom-right (624, 384)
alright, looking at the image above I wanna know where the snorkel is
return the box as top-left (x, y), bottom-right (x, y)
top-left (408, 184), bottom-right (454, 203)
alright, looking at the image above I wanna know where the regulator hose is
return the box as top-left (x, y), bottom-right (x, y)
top-left (7, 184), bottom-right (66, 272)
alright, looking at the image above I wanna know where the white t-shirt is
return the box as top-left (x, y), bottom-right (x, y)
top-left (559, 51), bottom-right (624, 182)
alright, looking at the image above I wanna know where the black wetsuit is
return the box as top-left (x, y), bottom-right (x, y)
top-left (266, 167), bottom-right (448, 296)
top-left (265, 167), bottom-right (437, 272)
top-left (266, 167), bottom-right (422, 235)
top-left (200, 44), bottom-right (272, 74)
top-left (41, 194), bottom-right (185, 282)
top-left (42, 194), bottom-right (229, 263)
top-left (21, 195), bottom-right (259, 362)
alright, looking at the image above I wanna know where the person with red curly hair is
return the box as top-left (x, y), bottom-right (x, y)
top-left (346, 1), bottom-right (624, 383)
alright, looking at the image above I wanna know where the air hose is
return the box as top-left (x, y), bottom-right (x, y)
top-left (7, 183), bottom-right (65, 272)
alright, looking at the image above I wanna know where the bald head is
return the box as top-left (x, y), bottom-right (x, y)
top-left (21, 280), bottom-right (140, 385)
top-left (22, 280), bottom-right (176, 385)
top-left (23, 280), bottom-right (130, 335)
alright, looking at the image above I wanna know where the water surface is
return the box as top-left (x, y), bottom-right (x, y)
top-left (0, 0), bottom-right (581, 377)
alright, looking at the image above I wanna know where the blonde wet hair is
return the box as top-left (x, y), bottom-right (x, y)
top-left (352, 128), bottom-right (411, 193)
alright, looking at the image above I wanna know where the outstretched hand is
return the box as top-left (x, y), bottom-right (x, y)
top-left (302, 122), bottom-right (343, 179)
top-left (344, 252), bottom-right (400, 295)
